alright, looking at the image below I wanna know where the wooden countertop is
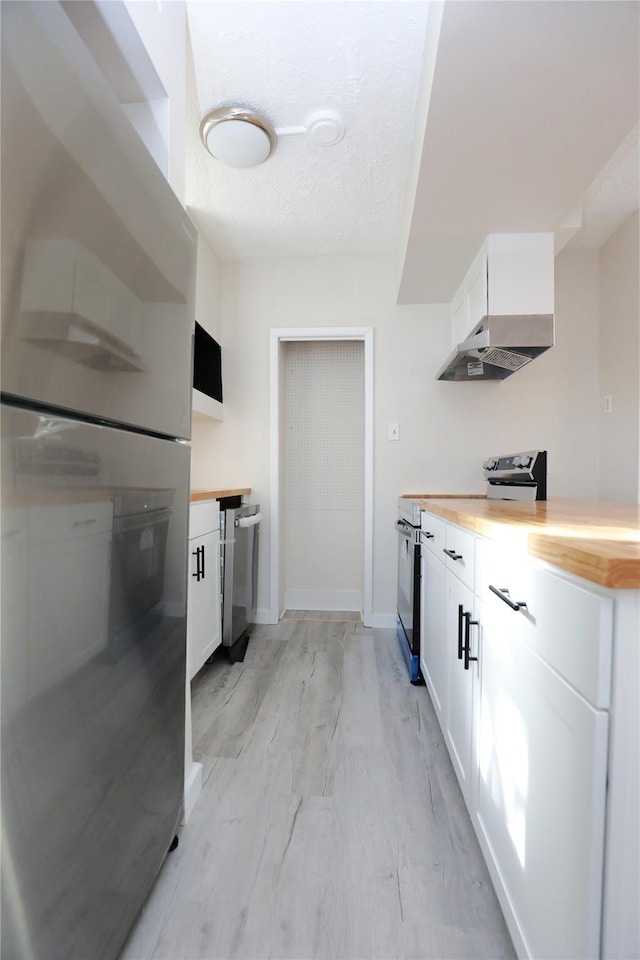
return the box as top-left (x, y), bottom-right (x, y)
top-left (418, 497), bottom-right (640, 589)
top-left (190, 488), bottom-right (251, 503)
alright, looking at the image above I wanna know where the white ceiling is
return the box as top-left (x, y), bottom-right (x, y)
top-left (186, 1), bottom-right (429, 261)
top-left (185, 1), bottom-right (640, 304)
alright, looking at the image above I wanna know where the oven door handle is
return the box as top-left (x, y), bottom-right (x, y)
top-left (396, 520), bottom-right (415, 539)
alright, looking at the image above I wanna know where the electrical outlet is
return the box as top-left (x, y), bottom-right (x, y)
top-left (604, 395), bottom-right (612, 414)
top-left (388, 422), bottom-right (400, 441)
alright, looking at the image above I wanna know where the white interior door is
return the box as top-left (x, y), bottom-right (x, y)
top-left (283, 340), bottom-right (364, 613)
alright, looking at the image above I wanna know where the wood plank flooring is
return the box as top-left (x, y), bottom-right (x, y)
top-left (120, 620), bottom-right (515, 960)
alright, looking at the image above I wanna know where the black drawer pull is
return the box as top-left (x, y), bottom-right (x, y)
top-left (422, 531), bottom-right (434, 540)
top-left (443, 548), bottom-right (463, 561)
top-left (464, 612), bottom-right (479, 670)
top-left (457, 604), bottom-right (464, 660)
top-left (489, 584), bottom-right (527, 611)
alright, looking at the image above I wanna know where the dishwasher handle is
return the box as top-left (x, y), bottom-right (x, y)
top-left (235, 512), bottom-right (262, 528)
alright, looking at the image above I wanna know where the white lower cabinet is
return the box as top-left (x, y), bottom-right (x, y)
top-left (419, 509), bottom-right (625, 960)
top-left (188, 501), bottom-right (221, 680)
top-left (444, 570), bottom-right (476, 806)
top-left (477, 597), bottom-right (608, 960)
top-left (419, 541), bottom-right (447, 723)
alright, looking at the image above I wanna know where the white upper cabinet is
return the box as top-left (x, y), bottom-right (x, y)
top-left (451, 233), bottom-right (555, 347)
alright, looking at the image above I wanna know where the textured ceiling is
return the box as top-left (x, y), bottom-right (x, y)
top-left (186, 1), bottom-right (429, 261)
top-left (185, 0), bottom-right (639, 303)
top-left (567, 125), bottom-right (640, 251)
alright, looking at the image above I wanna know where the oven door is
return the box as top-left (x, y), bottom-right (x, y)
top-left (396, 519), bottom-right (420, 655)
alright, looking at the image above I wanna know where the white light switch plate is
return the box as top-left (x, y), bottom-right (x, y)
top-left (388, 422), bottom-right (400, 441)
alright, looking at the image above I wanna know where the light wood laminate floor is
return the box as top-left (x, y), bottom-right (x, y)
top-left (121, 619), bottom-right (515, 960)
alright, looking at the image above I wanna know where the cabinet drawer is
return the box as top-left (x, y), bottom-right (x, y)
top-left (485, 557), bottom-right (613, 708)
top-left (444, 522), bottom-right (475, 591)
top-left (420, 511), bottom-right (446, 557)
top-left (189, 500), bottom-right (220, 539)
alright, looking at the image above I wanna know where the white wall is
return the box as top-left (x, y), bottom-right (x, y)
top-left (191, 249), bottom-right (603, 622)
top-left (598, 211), bottom-right (640, 503)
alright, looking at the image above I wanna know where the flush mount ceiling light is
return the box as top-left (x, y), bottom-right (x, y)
top-left (200, 106), bottom-right (346, 168)
top-left (200, 106), bottom-right (276, 168)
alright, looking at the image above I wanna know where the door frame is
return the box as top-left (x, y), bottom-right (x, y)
top-left (269, 327), bottom-right (373, 626)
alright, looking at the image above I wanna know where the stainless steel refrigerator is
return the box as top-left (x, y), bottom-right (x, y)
top-left (1, 3), bottom-right (196, 957)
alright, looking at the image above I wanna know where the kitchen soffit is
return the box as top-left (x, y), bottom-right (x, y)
top-left (185, 1), bottom-right (640, 304)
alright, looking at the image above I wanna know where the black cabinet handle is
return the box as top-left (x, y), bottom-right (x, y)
top-left (457, 604), bottom-right (464, 660)
top-left (192, 545), bottom-right (205, 581)
top-left (464, 612), bottom-right (479, 670)
top-left (422, 531), bottom-right (434, 539)
top-left (489, 584), bottom-right (527, 611)
top-left (443, 548), bottom-right (463, 561)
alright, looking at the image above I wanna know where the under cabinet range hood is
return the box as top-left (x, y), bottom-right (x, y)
top-left (436, 314), bottom-right (554, 381)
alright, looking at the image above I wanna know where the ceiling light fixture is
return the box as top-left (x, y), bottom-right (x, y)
top-left (200, 106), bottom-right (276, 168)
top-left (200, 106), bottom-right (346, 168)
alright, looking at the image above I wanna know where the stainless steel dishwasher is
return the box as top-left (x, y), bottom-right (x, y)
top-left (220, 502), bottom-right (261, 662)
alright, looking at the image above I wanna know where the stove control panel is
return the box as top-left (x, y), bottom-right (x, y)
top-left (483, 450), bottom-right (547, 500)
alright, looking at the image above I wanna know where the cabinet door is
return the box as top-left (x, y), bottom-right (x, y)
top-left (445, 572), bottom-right (476, 805)
top-left (188, 528), bottom-right (221, 680)
top-left (420, 545), bottom-right (447, 724)
top-left (477, 603), bottom-right (609, 959)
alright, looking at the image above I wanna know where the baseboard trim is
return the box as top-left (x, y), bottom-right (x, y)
top-left (283, 589), bottom-right (362, 611)
top-left (366, 613), bottom-right (398, 629)
top-left (182, 760), bottom-right (203, 825)
top-left (254, 609), bottom-right (397, 628)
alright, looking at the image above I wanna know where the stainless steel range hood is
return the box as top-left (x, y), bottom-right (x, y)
top-left (436, 314), bottom-right (554, 381)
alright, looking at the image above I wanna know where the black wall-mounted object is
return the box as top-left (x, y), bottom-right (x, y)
top-left (193, 322), bottom-right (223, 403)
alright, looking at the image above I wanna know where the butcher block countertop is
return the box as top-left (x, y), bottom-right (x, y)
top-left (190, 488), bottom-right (251, 503)
top-left (418, 497), bottom-right (640, 589)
